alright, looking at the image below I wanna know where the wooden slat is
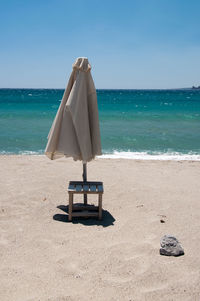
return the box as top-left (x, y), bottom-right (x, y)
top-left (68, 181), bottom-right (103, 194)
top-left (72, 211), bottom-right (98, 217)
top-left (87, 181), bottom-right (102, 186)
top-left (68, 191), bottom-right (101, 195)
top-left (70, 181), bottom-right (102, 186)
top-left (97, 185), bottom-right (103, 192)
top-left (90, 185), bottom-right (97, 192)
top-left (68, 184), bottom-right (75, 191)
top-left (75, 185), bottom-right (82, 192)
top-left (72, 205), bottom-right (98, 211)
top-left (98, 194), bottom-right (102, 220)
top-left (83, 184), bottom-right (89, 192)
top-left (68, 193), bottom-right (73, 222)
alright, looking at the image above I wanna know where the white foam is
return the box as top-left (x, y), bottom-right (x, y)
top-left (1, 150), bottom-right (200, 161)
top-left (0, 150), bottom-right (44, 155)
top-left (19, 150), bottom-right (44, 155)
top-left (98, 151), bottom-right (200, 161)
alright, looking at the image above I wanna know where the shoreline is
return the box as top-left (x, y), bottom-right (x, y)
top-left (1, 153), bottom-right (200, 161)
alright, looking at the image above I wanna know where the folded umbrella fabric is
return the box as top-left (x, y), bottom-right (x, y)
top-left (45, 57), bottom-right (102, 162)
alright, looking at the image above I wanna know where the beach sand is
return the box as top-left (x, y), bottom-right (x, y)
top-left (1, 155), bottom-right (200, 301)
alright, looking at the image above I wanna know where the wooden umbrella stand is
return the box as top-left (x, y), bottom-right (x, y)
top-left (67, 163), bottom-right (104, 221)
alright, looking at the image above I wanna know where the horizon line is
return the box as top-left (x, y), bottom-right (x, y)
top-left (0, 87), bottom-right (196, 90)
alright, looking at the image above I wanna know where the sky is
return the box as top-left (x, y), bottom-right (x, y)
top-left (0, 0), bottom-right (200, 89)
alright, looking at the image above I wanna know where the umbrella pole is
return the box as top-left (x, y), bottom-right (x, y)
top-left (83, 163), bottom-right (87, 205)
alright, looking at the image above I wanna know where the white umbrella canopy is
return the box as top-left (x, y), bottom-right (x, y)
top-left (45, 57), bottom-right (102, 162)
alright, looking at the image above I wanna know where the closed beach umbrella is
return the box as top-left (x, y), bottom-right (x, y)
top-left (45, 57), bottom-right (102, 177)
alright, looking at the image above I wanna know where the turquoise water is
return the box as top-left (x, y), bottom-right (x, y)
top-left (0, 88), bottom-right (200, 159)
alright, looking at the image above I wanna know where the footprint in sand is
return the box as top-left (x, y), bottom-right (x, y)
top-left (56, 256), bottom-right (84, 278)
top-left (47, 297), bottom-right (74, 301)
top-left (27, 297), bottom-right (74, 301)
top-left (101, 250), bottom-right (152, 285)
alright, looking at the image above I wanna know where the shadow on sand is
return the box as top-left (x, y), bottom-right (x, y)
top-left (53, 204), bottom-right (115, 227)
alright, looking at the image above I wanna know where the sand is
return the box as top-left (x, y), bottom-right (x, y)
top-left (1, 155), bottom-right (200, 301)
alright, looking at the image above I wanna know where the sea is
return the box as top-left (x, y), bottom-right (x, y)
top-left (0, 88), bottom-right (200, 160)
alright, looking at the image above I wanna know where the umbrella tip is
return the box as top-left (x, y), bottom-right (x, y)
top-left (73, 57), bottom-right (91, 72)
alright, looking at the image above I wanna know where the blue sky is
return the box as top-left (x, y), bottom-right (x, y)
top-left (0, 0), bottom-right (200, 89)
